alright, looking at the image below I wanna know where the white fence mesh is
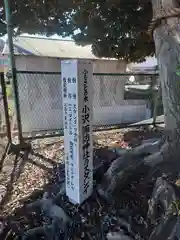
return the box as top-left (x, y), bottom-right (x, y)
top-left (15, 72), bottom-right (158, 136)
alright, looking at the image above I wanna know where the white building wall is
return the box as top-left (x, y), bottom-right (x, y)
top-left (14, 55), bottom-right (127, 106)
top-left (14, 55), bottom-right (126, 73)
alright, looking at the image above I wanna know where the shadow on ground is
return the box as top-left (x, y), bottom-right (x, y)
top-left (0, 144), bottom-right (122, 239)
top-left (0, 144), bottom-right (60, 213)
top-left (0, 127), bottom-right (163, 214)
top-left (0, 127), bottom-right (170, 240)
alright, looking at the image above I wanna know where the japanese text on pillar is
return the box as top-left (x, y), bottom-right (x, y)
top-left (82, 69), bottom-right (91, 194)
top-left (63, 76), bottom-right (77, 191)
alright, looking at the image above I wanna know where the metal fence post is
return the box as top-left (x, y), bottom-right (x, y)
top-left (11, 69), bottom-right (23, 143)
top-left (0, 72), bottom-right (12, 143)
top-left (4, 0), bottom-right (23, 144)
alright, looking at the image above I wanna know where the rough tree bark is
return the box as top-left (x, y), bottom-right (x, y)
top-left (151, 0), bottom-right (180, 132)
top-left (147, 0), bottom-right (180, 158)
top-left (97, 0), bottom-right (180, 199)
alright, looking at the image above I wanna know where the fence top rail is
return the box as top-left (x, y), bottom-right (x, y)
top-left (16, 70), bottom-right (159, 76)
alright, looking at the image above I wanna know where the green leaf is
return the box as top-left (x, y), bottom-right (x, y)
top-left (0, 0), bottom-right (154, 62)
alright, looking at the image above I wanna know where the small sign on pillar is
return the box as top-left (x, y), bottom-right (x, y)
top-left (61, 60), bottom-right (93, 204)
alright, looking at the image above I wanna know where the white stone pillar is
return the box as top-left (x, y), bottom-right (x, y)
top-left (61, 60), bottom-right (93, 204)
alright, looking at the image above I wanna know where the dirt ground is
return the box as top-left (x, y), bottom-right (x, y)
top-left (0, 127), bottom-right (162, 216)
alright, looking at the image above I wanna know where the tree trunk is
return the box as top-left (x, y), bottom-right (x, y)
top-left (97, 0), bottom-right (180, 200)
top-left (151, 0), bottom-right (180, 132)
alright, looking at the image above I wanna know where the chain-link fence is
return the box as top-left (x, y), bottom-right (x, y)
top-left (12, 71), bottom-right (162, 140)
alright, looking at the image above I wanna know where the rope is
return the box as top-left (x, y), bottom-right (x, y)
top-left (148, 7), bottom-right (180, 35)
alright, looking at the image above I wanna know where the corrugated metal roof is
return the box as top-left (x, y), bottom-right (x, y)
top-left (3, 36), bottom-right (100, 59)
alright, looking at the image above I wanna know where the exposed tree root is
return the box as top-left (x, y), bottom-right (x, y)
top-left (97, 135), bottom-right (180, 201)
top-left (97, 139), bottom-right (163, 200)
top-left (148, 177), bottom-right (180, 240)
top-left (148, 177), bottom-right (177, 224)
top-left (2, 137), bottom-right (180, 239)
